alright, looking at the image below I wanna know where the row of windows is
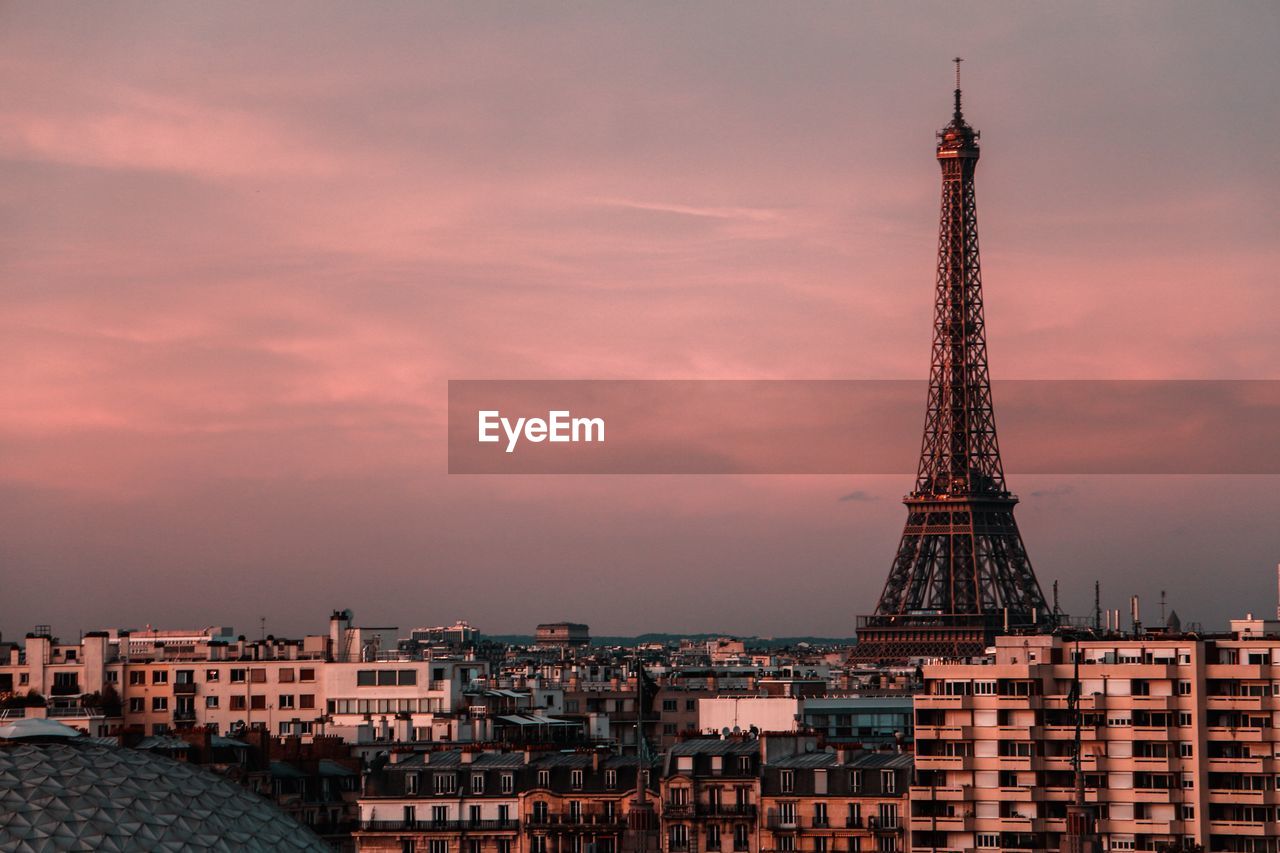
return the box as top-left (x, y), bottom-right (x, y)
top-left (329, 698), bottom-right (444, 714)
top-left (405, 769), bottom-right (628, 795)
top-left (126, 667), bottom-right (317, 686)
top-left (127, 694), bottom-right (316, 712)
top-left (356, 669), bottom-right (420, 687)
top-left (775, 769), bottom-right (896, 794)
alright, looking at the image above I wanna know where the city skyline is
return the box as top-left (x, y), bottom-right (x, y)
top-left (4, 3), bottom-right (1280, 640)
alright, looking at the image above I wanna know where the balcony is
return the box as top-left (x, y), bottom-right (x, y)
top-left (696, 804), bottom-right (756, 819)
top-left (909, 808), bottom-right (972, 828)
top-left (1206, 695), bottom-right (1263, 711)
top-left (529, 814), bottom-right (626, 831)
top-left (866, 817), bottom-right (901, 834)
top-left (1207, 726), bottom-right (1265, 742)
top-left (173, 682), bottom-right (197, 695)
top-left (909, 785), bottom-right (970, 801)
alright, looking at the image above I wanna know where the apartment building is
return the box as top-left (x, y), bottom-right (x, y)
top-left (760, 748), bottom-right (909, 853)
top-left (661, 738), bottom-right (762, 853)
top-left (0, 615), bottom-right (488, 741)
top-left (354, 747), bottom-right (657, 853)
top-left (697, 697), bottom-right (913, 748)
top-left (909, 620), bottom-right (1280, 853)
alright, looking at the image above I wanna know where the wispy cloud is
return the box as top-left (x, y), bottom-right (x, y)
top-left (589, 197), bottom-right (784, 223)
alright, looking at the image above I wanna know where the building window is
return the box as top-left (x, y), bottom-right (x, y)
top-left (606, 769), bottom-right (618, 788)
top-left (1179, 743), bottom-right (1193, 758)
top-left (206, 696), bottom-right (219, 708)
top-left (1178, 711), bottom-right (1192, 727)
top-left (279, 668), bottom-right (295, 683)
top-left (429, 841), bottom-right (448, 853)
top-left (129, 671), bottom-right (145, 686)
top-left (151, 671), bottom-right (168, 685)
top-left (300, 668), bottom-right (315, 682)
top-left (402, 842), bottom-right (416, 853)
top-left (881, 770), bottom-right (896, 794)
top-left (250, 669), bottom-right (267, 684)
top-left (847, 803), bottom-right (861, 827)
top-left (733, 824), bottom-right (748, 851)
top-left (129, 698), bottom-right (144, 713)
top-left (538, 769), bottom-right (551, 788)
top-left (1180, 805), bottom-right (1194, 820)
top-left (279, 695), bottom-right (295, 710)
top-left (977, 835), bottom-right (1000, 849)
top-left (664, 724), bottom-right (677, 735)
top-left (706, 825), bottom-right (720, 851)
top-left (1178, 680), bottom-right (1192, 695)
top-left (435, 773), bottom-right (457, 794)
top-left (780, 770), bottom-right (794, 793)
top-left (406, 773), bottom-right (419, 795)
top-left (251, 695), bottom-right (266, 710)
top-left (230, 669), bottom-right (246, 683)
top-left (472, 773), bottom-right (485, 793)
top-left (206, 669), bottom-right (220, 682)
top-left (300, 694), bottom-right (315, 709)
top-left (663, 700), bottom-right (678, 712)
top-left (230, 696), bottom-right (246, 711)
top-left (686, 699), bottom-right (696, 711)
top-left (571, 769), bottom-right (584, 789)
top-left (849, 771), bottom-right (862, 793)
top-left (152, 697), bottom-right (168, 711)
top-left (501, 773), bottom-right (514, 794)
top-left (738, 756), bottom-right (751, 773)
top-left (669, 824), bottom-right (689, 852)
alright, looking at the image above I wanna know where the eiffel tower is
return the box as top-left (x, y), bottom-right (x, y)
top-left (853, 61), bottom-right (1050, 661)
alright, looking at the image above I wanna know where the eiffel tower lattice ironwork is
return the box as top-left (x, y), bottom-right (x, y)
top-left (853, 61), bottom-right (1051, 661)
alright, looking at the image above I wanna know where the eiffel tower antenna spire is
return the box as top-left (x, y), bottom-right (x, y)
top-left (953, 56), bottom-right (964, 120)
top-left (853, 62), bottom-right (1049, 661)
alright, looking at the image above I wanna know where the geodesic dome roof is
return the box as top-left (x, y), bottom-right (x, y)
top-left (0, 739), bottom-right (331, 852)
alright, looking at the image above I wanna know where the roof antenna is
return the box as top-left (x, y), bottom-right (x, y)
top-left (953, 56), bottom-right (964, 120)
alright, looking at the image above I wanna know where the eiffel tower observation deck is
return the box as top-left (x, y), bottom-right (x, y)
top-left (853, 61), bottom-right (1051, 662)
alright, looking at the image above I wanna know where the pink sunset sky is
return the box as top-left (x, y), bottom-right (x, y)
top-left (2, 2), bottom-right (1278, 639)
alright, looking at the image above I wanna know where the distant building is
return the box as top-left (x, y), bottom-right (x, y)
top-left (537, 623), bottom-right (591, 649)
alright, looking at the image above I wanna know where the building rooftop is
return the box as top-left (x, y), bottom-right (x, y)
top-left (0, 739), bottom-right (329, 851)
